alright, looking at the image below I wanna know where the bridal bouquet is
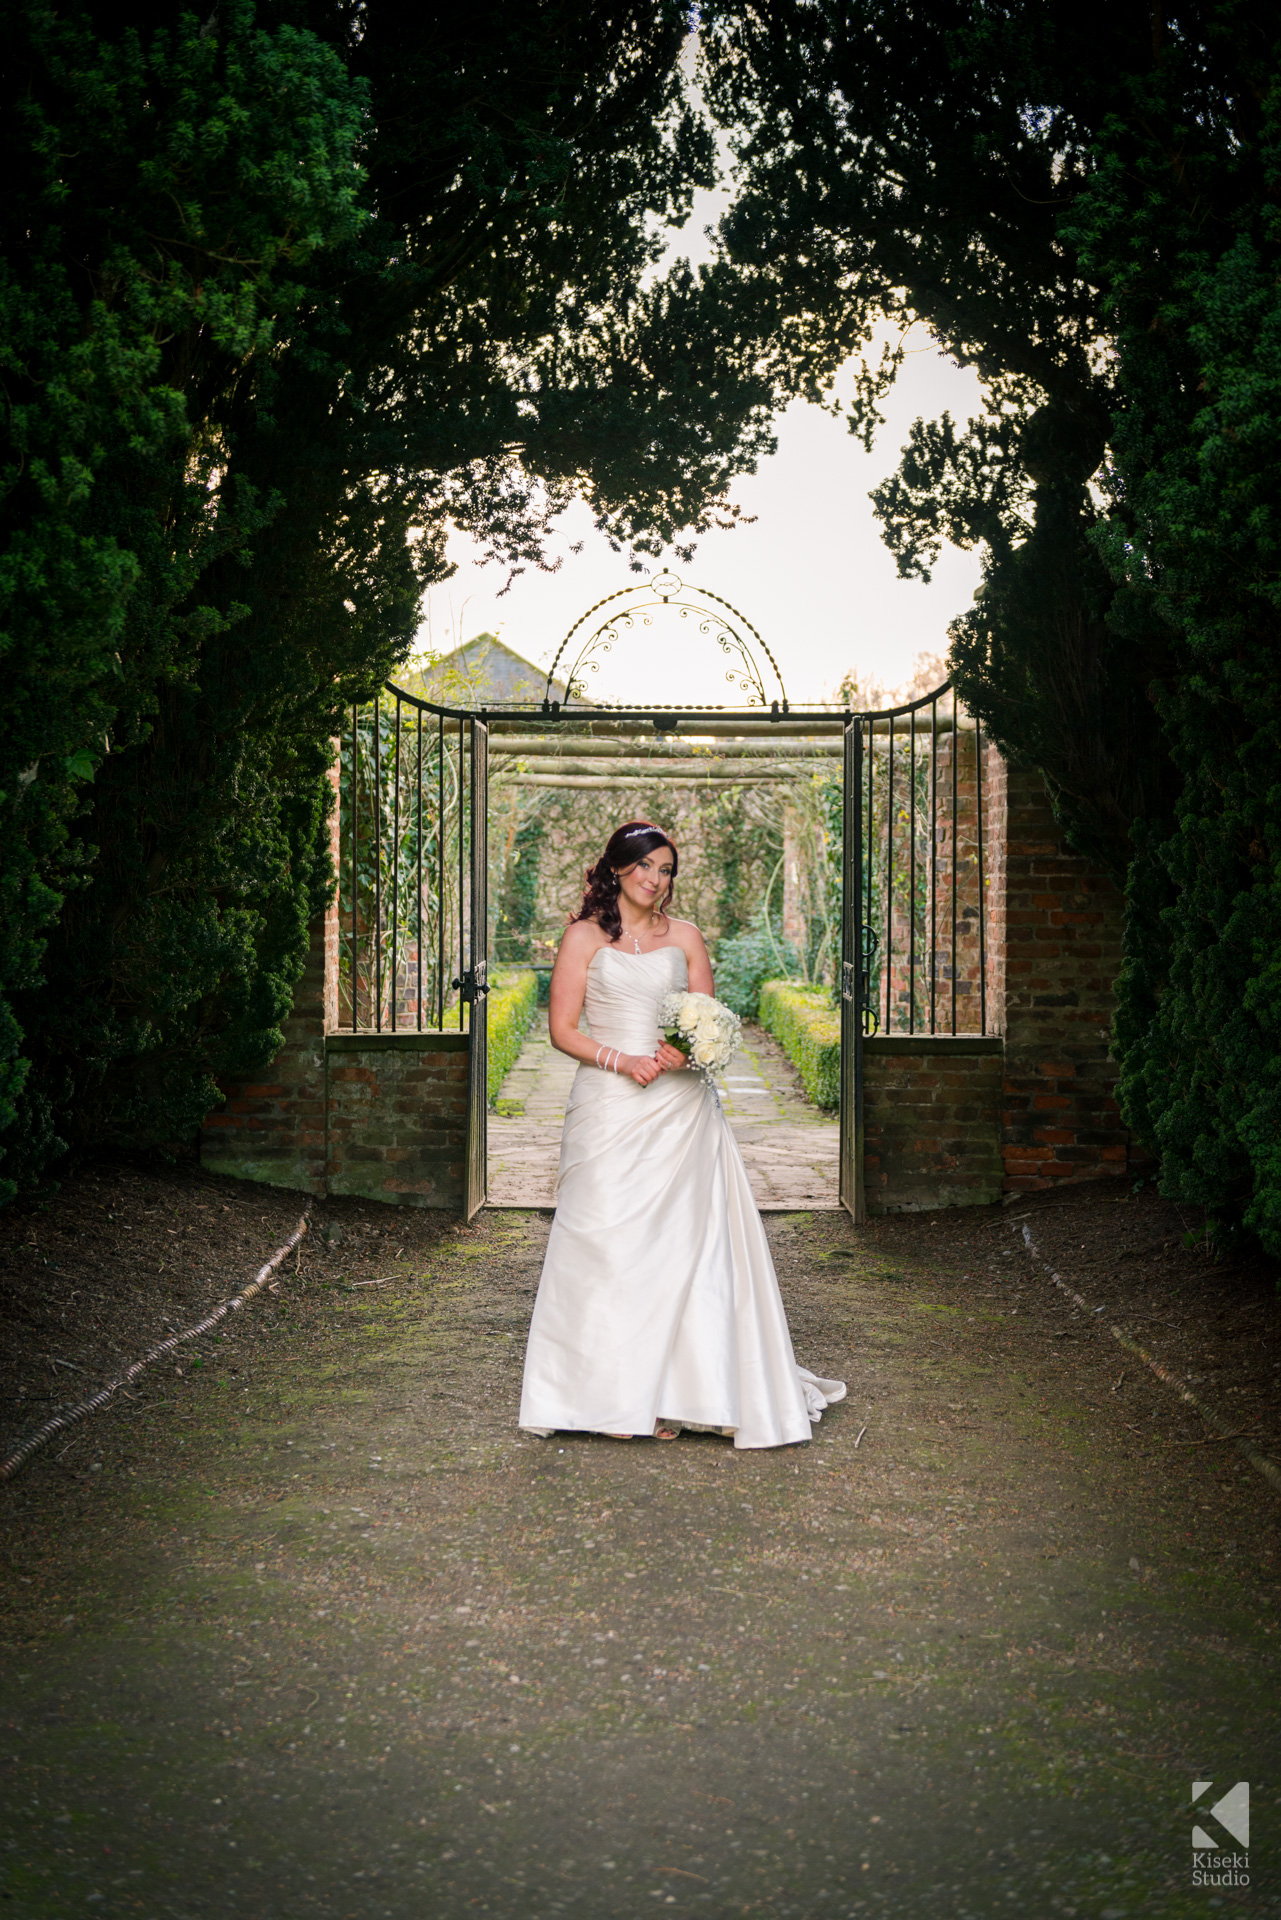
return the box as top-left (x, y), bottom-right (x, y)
top-left (656, 990), bottom-right (741, 1082)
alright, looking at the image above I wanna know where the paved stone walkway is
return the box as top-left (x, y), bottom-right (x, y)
top-left (488, 1015), bottom-right (839, 1209)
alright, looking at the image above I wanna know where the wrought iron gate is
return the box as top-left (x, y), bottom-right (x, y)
top-left (837, 686), bottom-right (992, 1223)
top-left (338, 688), bottom-right (490, 1219)
top-left (464, 721), bottom-right (489, 1220)
top-left (839, 719), bottom-right (865, 1219)
top-left (338, 653), bottom-right (987, 1224)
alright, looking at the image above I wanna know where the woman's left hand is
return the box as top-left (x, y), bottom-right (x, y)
top-left (654, 1042), bottom-right (690, 1072)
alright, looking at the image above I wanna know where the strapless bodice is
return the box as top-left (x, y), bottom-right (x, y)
top-left (583, 945), bottom-right (688, 1053)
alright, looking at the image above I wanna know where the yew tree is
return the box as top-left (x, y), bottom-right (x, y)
top-left (691, 0), bottom-right (1281, 1251)
top-left (0, 0), bottom-right (779, 1189)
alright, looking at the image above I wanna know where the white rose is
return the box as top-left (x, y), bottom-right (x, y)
top-left (693, 1039), bottom-right (719, 1066)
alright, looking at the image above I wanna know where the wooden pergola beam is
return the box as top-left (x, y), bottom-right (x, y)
top-left (505, 772), bottom-right (810, 790)
top-left (491, 735), bottom-right (842, 760)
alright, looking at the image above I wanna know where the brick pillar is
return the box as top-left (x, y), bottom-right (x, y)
top-left (998, 762), bottom-right (1131, 1192)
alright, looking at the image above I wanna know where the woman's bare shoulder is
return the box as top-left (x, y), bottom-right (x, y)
top-left (665, 916), bottom-right (708, 951)
top-left (557, 918), bottom-right (609, 962)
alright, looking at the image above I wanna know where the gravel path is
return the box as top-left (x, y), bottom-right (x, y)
top-left (1, 1176), bottom-right (1277, 1917)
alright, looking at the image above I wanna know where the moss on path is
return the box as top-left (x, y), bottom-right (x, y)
top-left (1, 1196), bottom-right (1277, 1918)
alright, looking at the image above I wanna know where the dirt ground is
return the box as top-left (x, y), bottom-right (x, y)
top-left (1, 1163), bottom-right (1278, 1919)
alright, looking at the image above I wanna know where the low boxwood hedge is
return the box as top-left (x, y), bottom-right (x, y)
top-left (486, 968), bottom-right (540, 1102)
top-left (757, 979), bottom-right (840, 1111)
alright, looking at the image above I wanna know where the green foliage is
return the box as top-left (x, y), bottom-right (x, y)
top-left (1, 0), bottom-right (366, 1182)
top-left (787, 773), bottom-right (843, 986)
top-left (703, 788), bottom-right (783, 942)
top-left (692, 0), bottom-right (1281, 1252)
top-left (486, 969), bottom-right (539, 1103)
top-left (1, 1), bottom-right (761, 1194)
top-left (757, 980), bottom-right (840, 1111)
top-left (518, 773), bottom-right (786, 959)
top-left (495, 813), bottom-right (547, 964)
top-left (1066, 34), bottom-right (1281, 1254)
top-left (713, 924), bottom-right (799, 1021)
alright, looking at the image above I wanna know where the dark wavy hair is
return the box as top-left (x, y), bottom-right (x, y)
top-left (575, 821), bottom-right (678, 943)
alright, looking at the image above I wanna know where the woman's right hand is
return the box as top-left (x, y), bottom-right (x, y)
top-left (610, 1051), bottom-right (662, 1087)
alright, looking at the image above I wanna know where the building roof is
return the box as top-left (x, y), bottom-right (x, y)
top-left (401, 633), bottom-right (565, 708)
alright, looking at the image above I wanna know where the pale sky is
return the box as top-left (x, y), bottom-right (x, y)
top-left (421, 172), bottom-right (985, 711)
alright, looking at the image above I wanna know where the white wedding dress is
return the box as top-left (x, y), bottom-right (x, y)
top-left (518, 946), bottom-right (846, 1448)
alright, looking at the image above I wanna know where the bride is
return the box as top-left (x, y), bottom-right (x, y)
top-left (518, 821), bottom-right (845, 1448)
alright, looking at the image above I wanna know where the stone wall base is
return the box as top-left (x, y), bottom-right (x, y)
top-left (202, 1029), bottom-right (470, 1210)
top-left (864, 1037), bottom-right (1004, 1212)
top-left (327, 1033), bottom-right (468, 1207)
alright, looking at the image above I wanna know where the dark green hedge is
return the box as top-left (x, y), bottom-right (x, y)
top-left (486, 970), bottom-right (540, 1104)
top-left (758, 980), bottom-right (840, 1111)
top-left (0, 0), bottom-right (741, 1198)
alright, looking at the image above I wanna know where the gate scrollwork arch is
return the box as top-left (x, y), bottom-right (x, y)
top-left (543, 571), bottom-right (789, 712)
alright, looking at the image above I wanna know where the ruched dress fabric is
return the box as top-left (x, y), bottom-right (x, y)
top-left (518, 946), bottom-right (845, 1448)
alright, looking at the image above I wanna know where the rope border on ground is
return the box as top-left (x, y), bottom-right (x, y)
top-left (1018, 1219), bottom-right (1281, 1499)
top-left (0, 1203), bottom-right (313, 1485)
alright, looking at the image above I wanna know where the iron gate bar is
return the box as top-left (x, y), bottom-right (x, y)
top-left (416, 709), bottom-right (423, 1032)
top-left (951, 695), bottom-right (959, 1035)
top-left (976, 717), bottom-right (986, 1036)
top-left (865, 715), bottom-right (874, 1022)
top-left (464, 716), bottom-right (490, 1221)
top-left (437, 713), bottom-right (445, 1027)
top-left (909, 706), bottom-right (917, 1034)
top-left (929, 696), bottom-right (938, 1034)
top-left (373, 692), bottom-right (382, 1033)
top-left (457, 715), bottom-right (465, 1031)
top-left (839, 717), bottom-right (865, 1223)
top-left (483, 700), bottom-right (972, 730)
top-left (391, 697), bottom-right (400, 1031)
top-left (349, 703), bottom-right (358, 1030)
top-left (885, 713), bottom-right (894, 1033)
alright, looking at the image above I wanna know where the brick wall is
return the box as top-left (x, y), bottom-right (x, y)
top-left (863, 1037), bottom-right (1004, 1212)
top-left (325, 1032), bottom-right (469, 1207)
top-left (200, 905), bottom-right (330, 1195)
top-left (999, 762), bottom-right (1131, 1192)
